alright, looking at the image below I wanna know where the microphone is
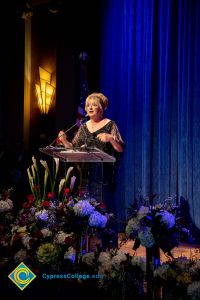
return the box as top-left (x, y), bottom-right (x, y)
top-left (46, 114), bottom-right (89, 147)
top-left (80, 114), bottom-right (89, 148)
top-left (80, 114), bottom-right (89, 124)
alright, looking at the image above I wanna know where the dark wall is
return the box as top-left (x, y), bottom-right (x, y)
top-left (30, 0), bottom-right (102, 151)
top-left (31, 4), bottom-right (57, 151)
top-left (0, 2), bottom-right (25, 191)
top-left (0, 0), bottom-right (101, 190)
top-left (0, 4), bottom-right (24, 151)
top-left (55, 0), bottom-right (102, 139)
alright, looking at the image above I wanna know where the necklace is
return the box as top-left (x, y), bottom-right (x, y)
top-left (91, 122), bottom-right (98, 132)
top-left (90, 117), bottom-right (104, 132)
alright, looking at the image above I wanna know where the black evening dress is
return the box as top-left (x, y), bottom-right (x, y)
top-left (72, 120), bottom-right (124, 213)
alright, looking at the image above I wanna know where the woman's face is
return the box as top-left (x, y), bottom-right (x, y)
top-left (85, 99), bottom-right (103, 118)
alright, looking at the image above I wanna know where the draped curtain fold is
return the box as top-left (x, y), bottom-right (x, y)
top-left (100, 0), bottom-right (200, 231)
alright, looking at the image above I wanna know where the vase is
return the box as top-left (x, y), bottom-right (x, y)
top-left (75, 233), bottom-right (83, 264)
top-left (146, 244), bottom-right (161, 299)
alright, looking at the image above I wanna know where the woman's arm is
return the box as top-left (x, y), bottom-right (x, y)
top-left (109, 135), bottom-right (124, 152)
top-left (57, 131), bottom-right (73, 148)
top-left (96, 122), bottom-right (124, 153)
top-left (96, 133), bottom-right (123, 152)
top-left (58, 126), bottom-right (84, 149)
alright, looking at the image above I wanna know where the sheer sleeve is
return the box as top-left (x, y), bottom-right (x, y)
top-left (71, 126), bottom-right (83, 146)
top-left (110, 122), bottom-right (125, 146)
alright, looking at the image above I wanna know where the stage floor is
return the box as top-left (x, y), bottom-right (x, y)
top-left (119, 239), bottom-right (200, 262)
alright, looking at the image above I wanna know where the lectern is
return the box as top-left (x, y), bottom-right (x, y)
top-left (39, 146), bottom-right (116, 201)
top-left (39, 146), bottom-right (116, 163)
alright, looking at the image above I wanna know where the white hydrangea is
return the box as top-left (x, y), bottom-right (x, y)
top-left (137, 206), bottom-right (149, 219)
top-left (82, 252), bottom-right (95, 266)
top-left (54, 231), bottom-right (73, 244)
top-left (41, 228), bottom-right (53, 238)
top-left (187, 281), bottom-right (200, 299)
top-left (6, 198), bottom-right (13, 209)
top-left (98, 252), bottom-right (112, 272)
top-left (138, 227), bottom-right (155, 248)
top-left (125, 218), bottom-right (140, 236)
top-left (99, 251), bottom-right (111, 264)
top-left (131, 256), bottom-right (146, 272)
top-left (0, 200), bottom-right (13, 212)
top-left (111, 250), bottom-right (127, 267)
top-left (190, 259), bottom-right (200, 277)
top-left (154, 263), bottom-right (173, 280)
top-left (73, 200), bottom-right (95, 217)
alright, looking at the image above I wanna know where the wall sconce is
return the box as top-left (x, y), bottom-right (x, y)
top-left (35, 66), bottom-right (55, 114)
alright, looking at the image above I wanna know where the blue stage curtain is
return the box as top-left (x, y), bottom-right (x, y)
top-left (100, 0), bottom-right (200, 231)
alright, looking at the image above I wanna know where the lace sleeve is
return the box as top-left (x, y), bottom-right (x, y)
top-left (110, 122), bottom-right (125, 145)
top-left (71, 127), bottom-right (82, 146)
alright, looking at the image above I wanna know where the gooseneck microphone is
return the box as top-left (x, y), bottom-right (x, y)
top-left (46, 114), bottom-right (89, 147)
top-left (79, 114), bottom-right (89, 124)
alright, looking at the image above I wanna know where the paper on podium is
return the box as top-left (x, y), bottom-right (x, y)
top-left (39, 146), bottom-right (116, 163)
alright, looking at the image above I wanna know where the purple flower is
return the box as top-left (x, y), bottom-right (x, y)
top-left (35, 209), bottom-right (49, 221)
top-left (156, 210), bottom-right (175, 229)
top-left (73, 200), bottom-right (95, 217)
top-left (89, 211), bottom-right (107, 228)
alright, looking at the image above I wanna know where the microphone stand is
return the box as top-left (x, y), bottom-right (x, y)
top-left (80, 122), bottom-right (89, 150)
top-left (45, 116), bottom-right (88, 148)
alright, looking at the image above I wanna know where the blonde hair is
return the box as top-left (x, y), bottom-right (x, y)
top-left (85, 92), bottom-right (108, 112)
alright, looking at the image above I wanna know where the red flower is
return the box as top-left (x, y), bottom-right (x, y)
top-left (99, 202), bottom-right (106, 210)
top-left (12, 233), bottom-right (22, 242)
top-left (63, 188), bottom-right (70, 196)
top-left (27, 194), bottom-right (35, 204)
top-left (33, 231), bottom-right (43, 239)
top-left (23, 202), bottom-right (31, 209)
top-left (47, 192), bottom-right (54, 199)
top-left (65, 235), bottom-right (73, 245)
top-left (41, 201), bottom-right (50, 208)
top-left (78, 189), bottom-right (85, 197)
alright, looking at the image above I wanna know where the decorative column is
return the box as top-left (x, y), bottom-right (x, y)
top-left (23, 11), bottom-right (32, 151)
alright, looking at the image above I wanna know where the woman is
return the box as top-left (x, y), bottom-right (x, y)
top-left (58, 92), bottom-right (124, 213)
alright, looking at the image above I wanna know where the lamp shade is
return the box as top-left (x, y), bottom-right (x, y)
top-left (35, 66), bottom-right (55, 114)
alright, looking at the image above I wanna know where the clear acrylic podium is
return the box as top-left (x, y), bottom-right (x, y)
top-left (39, 146), bottom-right (116, 163)
top-left (39, 146), bottom-right (116, 201)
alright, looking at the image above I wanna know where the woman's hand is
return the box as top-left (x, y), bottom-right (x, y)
top-left (56, 131), bottom-right (73, 149)
top-left (96, 133), bottom-right (123, 152)
top-left (57, 130), bottom-right (68, 144)
top-left (96, 133), bottom-right (113, 143)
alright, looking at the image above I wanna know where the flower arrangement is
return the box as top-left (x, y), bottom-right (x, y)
top-left (0, 188), bottom-right (14, 257)
top-left (0, 188), bottom-right (14, 212)
top-left (80, 248), bottom-right (145, 299)
top-left (1, 162), bottom-right (198, 299)
top-left (153, 256), bottom-right (200, 299)
top-left (8, 156), bottom-right (115, 270)
top-left (125, 192), bottom-right (188, 257)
